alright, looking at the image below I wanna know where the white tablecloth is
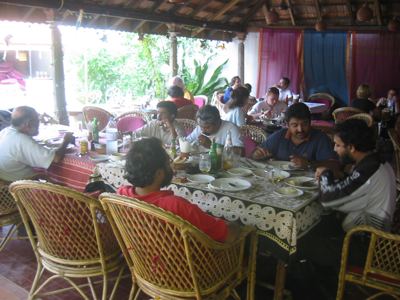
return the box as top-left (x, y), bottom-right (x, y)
top-left (303, 101), bottom-right (328, 114)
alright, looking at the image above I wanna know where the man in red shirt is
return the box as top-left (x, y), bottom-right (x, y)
top-left (118, 137), bottom-right (235, 242)
top-left (167, 86), bottom-right (192, 109)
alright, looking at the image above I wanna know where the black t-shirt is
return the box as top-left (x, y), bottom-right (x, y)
top-left (351, 98), bottom-right (375, 114)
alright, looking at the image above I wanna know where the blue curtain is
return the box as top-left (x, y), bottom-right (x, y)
top-left (303, 31), bottom-right (348, 106)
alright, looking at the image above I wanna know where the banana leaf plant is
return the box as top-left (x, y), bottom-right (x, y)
top-left (182, 57), bottom-right (229, 103)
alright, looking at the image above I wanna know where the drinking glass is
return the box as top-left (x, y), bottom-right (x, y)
top-left (199, 154), bottom-right (211, 173)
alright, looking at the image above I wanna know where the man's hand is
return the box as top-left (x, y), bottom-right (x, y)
top-left (62, 132), bottom-right (74, 146)
top-left (315, 166), bottom-right (329, 181)
top-left (289, 155), bottom-right (309, 169)
top-left (198, 134), bottom-right (212, 149)
top-left (252, 147), bottom-right (269, 160)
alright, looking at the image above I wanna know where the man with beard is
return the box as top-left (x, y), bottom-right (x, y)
top-left (252, 102), bottom-right (336, 169)
top-left (117, 137), bottom-right (235, 242)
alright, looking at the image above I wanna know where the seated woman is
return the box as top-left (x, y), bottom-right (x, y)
top-left (248, 87), bottom-right (287, 118)
top-left (351, 84), bottom-right (377, 115)
top-left (118, 137), bottom-right (239, 242)
top-left (221, 86), bottom-right (249, 127)
top-left (222, 76), bottom-right (241, 104)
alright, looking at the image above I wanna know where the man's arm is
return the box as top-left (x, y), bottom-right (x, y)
top-left (53, 133), bottom-right (74, 163)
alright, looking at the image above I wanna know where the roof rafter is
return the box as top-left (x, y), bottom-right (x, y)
top-left (374, 0), bottom-right (382, 25)
top-left (242, 0), bottom-right (268, 26)
top-left (287, 0), bottom-right (296, 26)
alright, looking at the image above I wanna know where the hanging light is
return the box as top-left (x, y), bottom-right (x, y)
top-left (315, 19), bottom-right (327, 32)
top-left (266, 9), bottom-right (279, 25)
top-left (388, 17), bottom-right (400, 32)
top-left (356, 2), bottom-right (373, 22)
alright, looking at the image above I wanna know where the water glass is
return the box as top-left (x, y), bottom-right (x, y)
top-left (199, 154), bottom-right (211, 173)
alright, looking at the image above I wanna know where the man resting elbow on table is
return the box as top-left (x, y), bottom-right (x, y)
top-left (117, 137), bottom-right (240, 242)
top-left (0, 106), bottom-right (74, 182)
top-left (252, 102), bottom-right (338, 170)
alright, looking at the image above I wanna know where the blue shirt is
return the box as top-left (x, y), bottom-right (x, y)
top-left (223, 87), bottom-right (233, 104)
top-left (261, 128), bottom-right (336, 162)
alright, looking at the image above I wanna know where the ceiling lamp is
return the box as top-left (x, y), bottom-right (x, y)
top-left (388, 17), bottom-right (400, 32)
top-left (315, 20), bottom-right (327, 32)
top-left (266, 9), bottom-right (279, 25)
top-left (356, 2), bottom-right (373, 22)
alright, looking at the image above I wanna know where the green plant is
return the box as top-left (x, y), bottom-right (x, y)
top-left (182, 56), bottom-right (229, 102)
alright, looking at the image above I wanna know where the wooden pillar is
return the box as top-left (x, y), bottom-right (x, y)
top-left (168, 24), bottom-right (179, 77)
top-left (50, 23), bottom-right (69, 125)
top-left (237, 32), bottom-right (246, 82)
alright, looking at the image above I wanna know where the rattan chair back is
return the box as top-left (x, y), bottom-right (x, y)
top-left (240, 125), bottom-right (267, 145)
top-left (9, 181), bottom-right (124, 299)
top-left (100, 193), bottom-right (257, 300)
top-left (332, 107), bottom-right (364, 123)
top-left (337, 225), bottom-right (400, 299)
top-left (82, 106), bottom-right (114, 132)
top-left (308, 93), bottom-right (335, 110)
top-left (115, 111), bottom-right (150, 134)
top-left (348, 113), bottom-right (374, 127)
top-left (177, 104), bottom-right (198, 120)
top-left (389, 129), bottom-right (400, 179)
top-left (176, 118), bottom-right (197, 136)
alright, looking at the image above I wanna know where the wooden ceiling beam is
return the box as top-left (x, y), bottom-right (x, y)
top-left (314, 0), bottom-right (322, 20)
top-left (262, 3), bottom-right (271, 26)
top-left (22, 7), bottom-right (36, 21)
top-left (345, 0), bottom-right (354, 25)
top-left (374, 0), bottom-right (382, 25)
top-left (188, 2), bottom-right (212, 18)
top-left (286, 0), bottom-right (296, 26)
top-left (0, 0), bottom-right (243, 32)
top-left (242, 0), bottom-right (268, 26)
top-left (219, 0), bottom-right (258, 24)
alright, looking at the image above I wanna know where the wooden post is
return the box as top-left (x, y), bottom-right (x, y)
top-left (237, 32), bottom-right (246, 82)
top-left (168, 24), bottom-right (179, 77)
top-left (50, 23), bottom-right (69, 125)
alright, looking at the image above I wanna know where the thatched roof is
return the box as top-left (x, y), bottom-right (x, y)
top-left (0, 0), bottom-right (399, 41)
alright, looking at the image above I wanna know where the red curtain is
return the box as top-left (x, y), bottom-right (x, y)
top-left (350, 32), bottom-right (400, 100)
top-left (256, 29), bottom-right (302, 98)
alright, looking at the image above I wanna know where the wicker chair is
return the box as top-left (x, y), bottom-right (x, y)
top-left (176, 118), bottom-right (197, 136)
top-left (177, 104), bottom-right (199, 120)
top-left (9, 181), bottom-right (125, 300)
top-left (115, 111), bottom-right (150, 134)
top-left (240, 125), bottom-right (267, 158)
top-left (348, 113), bottom-right (374, 127)
top-left (336, 225), bottom-right (400, 300)
top-left (99, 193), bottom-right (257, 300)
top-left (389, 129), bottom-right (400, 179)
top-left (0, 180), bottom-right (23, 251)
top-left (332, 107), bottom-right (364, 124)
top-left (82, 106), bottom-right (114, 132)
top-left (307, 92), bottom-right (336, 113)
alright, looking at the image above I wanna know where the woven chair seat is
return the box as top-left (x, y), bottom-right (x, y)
top-left (176, 118), bottom-right (197, 136)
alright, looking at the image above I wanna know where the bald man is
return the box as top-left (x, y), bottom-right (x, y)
top-left (0, 106), bottom-right (74, 182)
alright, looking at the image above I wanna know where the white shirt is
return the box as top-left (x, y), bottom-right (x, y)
top-left (248, 101), bottom-right (287, 117)
top-left (0, 127), bottom-right (56, 181)
top-left (278, 88), bottom-right (293, 101)
top-left (187, 120), bottom-right (243, 148)
top-left (222, 107), bottom-right (246, 127)
top-left (136, 120), bottom-right (185, 145)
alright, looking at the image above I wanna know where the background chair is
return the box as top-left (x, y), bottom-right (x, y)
top-left (336, 225), bottom-right (400, 300)
top-left (0, 180), bottom-right (23, 251)
top-left (240, 125), bottom-right (267, 158)
top-left (307, 92), bottom-right (336, 114)
top-left (9, 180), bottom-right (125, 300)
top-left (115, 111), bottom-right (149, 134)
top-left (348, 113), bottom-right (374, 127)
top-left (176, 118), bottom-right (197, 136)
top-left (82, 106), bottom-right (114, 132)
top-left (193, 95), bottom-right (207, 108)
top-left (100, 193), bottom-right (257, 300)
top-left (332, 107), bottom-right (364, 124)
top-left (176, 104), bottom-right (199, 120)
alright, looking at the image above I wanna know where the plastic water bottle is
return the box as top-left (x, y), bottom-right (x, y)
top-left (105, 117), bottom-right (118, 155)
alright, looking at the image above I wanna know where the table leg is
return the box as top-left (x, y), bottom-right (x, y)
top-left (273, 260), bottom-right (287, 300)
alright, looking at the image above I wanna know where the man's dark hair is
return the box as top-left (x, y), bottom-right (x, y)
top-left (196, 105), bottom-right (221, 125)
top-left (267, 87), bottom-right (280, 97)
top-left (281, 77), bottom-right (290, 86)
top-left (244, 83), bottom-right (252, 92)
top-left (167, 85), bottom-right (184, 98)
top-left (228, 86), bottom-right (250, 109)
top-left (124, 137), bottom-right (169, 187)
top-left (285, 102), bottom-right (311, 122)
top-left (230, 76), bottom-right (241, 86)
top-left (335, 119), bottom-right (376, 152)
top-left (157, 101), bottom-right (177, 118)
top-left (11, 106), bottom-right (37, 128)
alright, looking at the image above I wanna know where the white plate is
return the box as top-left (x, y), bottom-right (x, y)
top-left (227, 168), bottom-right (253, 177)
top-left (240, 158), bottom-right (266, 169)
top-left (187, 174), bottom-right (215, 184)
top-left (89, 154), bottom-right (110, 162)
top-left (45, 138), bottom-right (63, 146)
top-left (109, 153), bottom-right (126, 161)
top-left (265, 169), bottom-right (290, 181)
top-left (253, 169), bottom-right (267, 178)
top-left (274, 187), bottom-right (303, 197)
top-left (266, 160), bottom-right (304, 171)
top-left (209, 178), bottom-right (251, 192)
top-left (285, 176), bottom-right (318, 190)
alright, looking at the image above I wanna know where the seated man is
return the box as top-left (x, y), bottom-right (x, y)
top-left (186, 105), bottom-right (243, 153)
top-left (252, 102), bottom-right (336, 169)
top-left (248, 87), bottom-right (286, 118)
top-left (167, 85), bottom-right (192, 109)
top-left (276, 77), bottom-right (293, 102)
top-left (0, 106), bottom-right (74, 182)
top-left (118, 137), bottom-right (237, 242)
top-left (135, 101), bottom-right (185, 145)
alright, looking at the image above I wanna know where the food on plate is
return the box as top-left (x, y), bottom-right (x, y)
top-left (173, 155), bottom-right (188, 164)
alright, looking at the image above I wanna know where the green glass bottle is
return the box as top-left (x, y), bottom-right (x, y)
top-left (92, 117), bottom-right (99, 143)
top-left (209, 139), bottom-right (218, 173)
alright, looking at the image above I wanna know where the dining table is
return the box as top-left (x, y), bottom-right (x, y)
top-left (303, 101), bottom-right (328, 114)
top-left (95, 158), bottom-right (324, 300)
